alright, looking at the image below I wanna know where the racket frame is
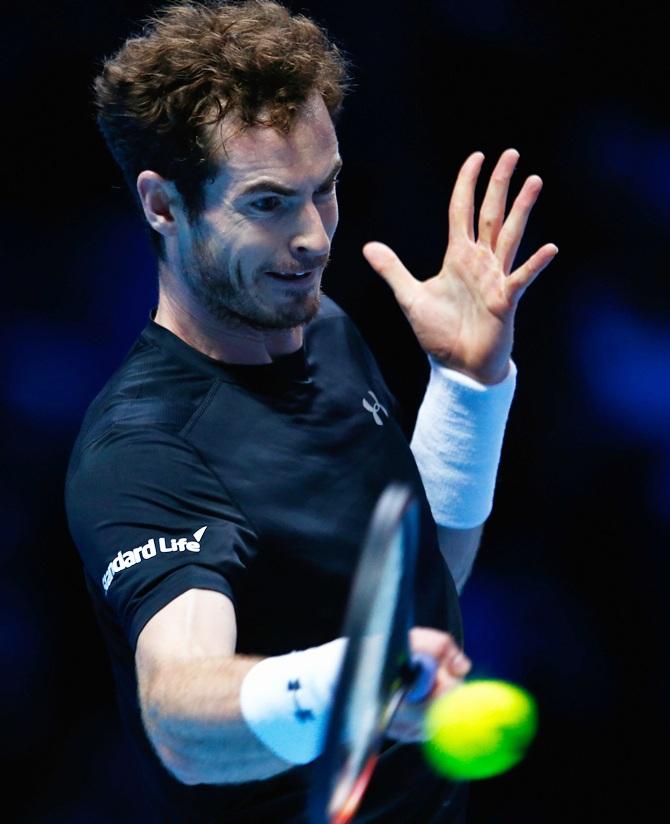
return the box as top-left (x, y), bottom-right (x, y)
top-left (310, 483), bottom-right (421, 824)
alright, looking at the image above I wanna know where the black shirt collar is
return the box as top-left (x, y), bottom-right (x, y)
top-left (141, 314), bottom-right (311, 389)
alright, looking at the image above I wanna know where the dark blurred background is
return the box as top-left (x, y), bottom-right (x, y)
top-left (3, 1), bottom-right (668, 821)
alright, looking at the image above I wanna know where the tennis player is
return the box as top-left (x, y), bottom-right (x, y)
top-left (66, 2), bottom-right (557, 821)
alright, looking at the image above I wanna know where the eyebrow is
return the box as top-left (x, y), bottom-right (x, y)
top-left (238, 158), bottom-right (343, 198)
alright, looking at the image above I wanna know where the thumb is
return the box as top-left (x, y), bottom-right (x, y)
top-left (362, 241), bottom-right (418, 310)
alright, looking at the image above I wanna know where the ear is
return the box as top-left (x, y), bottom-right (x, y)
top-left (136, 171), bottom-right (180, 239)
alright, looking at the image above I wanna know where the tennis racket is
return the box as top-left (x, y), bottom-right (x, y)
top-left (309, 482), bottom-right (436, 824)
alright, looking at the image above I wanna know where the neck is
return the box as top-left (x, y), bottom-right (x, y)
top-left (154, 279), bottom-right (304, 366)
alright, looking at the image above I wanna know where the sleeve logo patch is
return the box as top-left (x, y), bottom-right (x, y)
top-left (101, 526), bottom-right (208, 593)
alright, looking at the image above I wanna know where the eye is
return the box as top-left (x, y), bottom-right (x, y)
top-left (251, 195), bottom-right (283, 213)
top-left (316, 177), bottom-right (339, 197)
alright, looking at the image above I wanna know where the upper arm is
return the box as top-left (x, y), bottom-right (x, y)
top-left (66, 428), bottom-right (256, 649)
top-left (136, 588), bottom-right (237, 692)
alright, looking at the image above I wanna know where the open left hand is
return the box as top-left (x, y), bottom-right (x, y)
top-left (362, 149), bottom-right (558, 385)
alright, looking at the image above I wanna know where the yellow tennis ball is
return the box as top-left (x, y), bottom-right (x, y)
top-left (422, 679), bottom-right (538, 781)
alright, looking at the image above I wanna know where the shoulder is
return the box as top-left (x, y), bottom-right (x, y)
top-left (309, 293), bottom-right (359, 329)
top-left (306, 294), bottom-right (370, 351)
top-left (68, 425), bottom-right (202, 482)
top-left (306, 293), bottom-right (386, 379)
top-left (65, 427), bottom-right (216, 538)
top-left (314, 293), bottom-right (348, 321)
top-left (68, 329), bottom-right (218, 475)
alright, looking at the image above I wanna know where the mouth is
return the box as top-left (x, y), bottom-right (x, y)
top-left (265, 269), bottom-right (317, 284)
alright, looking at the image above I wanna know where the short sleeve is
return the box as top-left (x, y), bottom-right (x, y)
top-left (66, 426), bottom-right (258, 649)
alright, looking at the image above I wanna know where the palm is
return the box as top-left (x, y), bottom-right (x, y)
top-left (406, 249), bottom-right (512, 379)
top-left (363, 150), bottom-right (558, 385)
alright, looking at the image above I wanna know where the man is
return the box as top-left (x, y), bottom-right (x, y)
top-left (66, 1), bottom-right (557, 821)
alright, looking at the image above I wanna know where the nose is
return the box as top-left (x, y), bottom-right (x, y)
top-left (289, 201), bottom-right (332, 264)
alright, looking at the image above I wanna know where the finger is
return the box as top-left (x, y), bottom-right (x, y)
top-left (507, 243), bottom-right (559, 302)
top-left (439, 638), bottom-right (471, 678)
top-left (496, 174), bottom-right (543, 272)
top-left (452, 649), bottom-right (471, 677)
top-left (431, 664), bottom-right (465, 698)
top-left (423, 632), bottom-right (471, 681)
top-left (362, 241), bottom-right (419, 310)
top-left (448, 151), bottom-right (485, 244)
top-left (477, 148), bottom-right (519, 249)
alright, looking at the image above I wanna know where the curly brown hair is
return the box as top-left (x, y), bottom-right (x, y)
top-left (94, 0), bottom-right (350, 256)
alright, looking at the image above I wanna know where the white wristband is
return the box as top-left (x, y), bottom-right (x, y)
top-left (240, 638), bottom-right (347, 765)
top-left (410, 358), bottom-right (517, 529)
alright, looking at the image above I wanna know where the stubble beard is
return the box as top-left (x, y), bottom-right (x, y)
top-left (183, 227), bottom-right (323, 331)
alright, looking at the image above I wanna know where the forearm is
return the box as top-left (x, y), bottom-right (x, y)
top-left (412, 358), bottom-right (516, 589)
top-left (436, 524), bottom-right (483, 593)
top-left (140, 654), bottom-right (290, 785)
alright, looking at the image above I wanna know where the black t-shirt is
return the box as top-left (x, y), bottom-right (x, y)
top-left (65, 297), bottom-right (466, 823)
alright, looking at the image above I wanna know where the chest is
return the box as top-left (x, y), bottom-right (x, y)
top-left (187, 355), bottom-right (431, 652)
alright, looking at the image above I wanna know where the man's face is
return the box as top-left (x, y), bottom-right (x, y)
top-left (173, 94), bottom-right (341, 330)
